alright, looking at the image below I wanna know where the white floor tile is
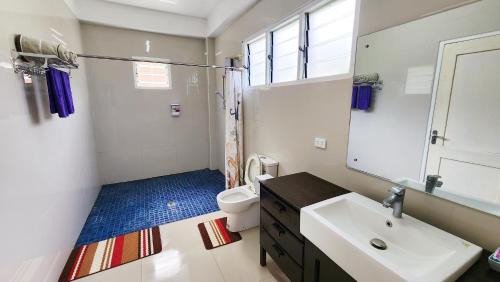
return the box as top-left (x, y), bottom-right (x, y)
top-left (142, 249), bottom-right (225, 282)
top-left (158, 211), bottom-right (225, 253)
top-left (77, 260), bottom-right (142, 282)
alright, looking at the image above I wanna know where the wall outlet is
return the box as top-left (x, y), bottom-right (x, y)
top-left (314, 137), bottom-right (327, 149)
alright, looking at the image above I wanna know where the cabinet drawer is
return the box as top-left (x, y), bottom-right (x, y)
top-left (261, 229), bottom-right (303, 282)
top-left (261, 208), bottom-right (303, 266)
top-left (260, 188), bottom-right (302, 239)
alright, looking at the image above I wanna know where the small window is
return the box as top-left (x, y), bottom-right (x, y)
top-left (133, 61), bottom-right (171, 89)
top-left (247, 35), bottom-right (267, 86)
top-left (271, 19), bottom-right (300, 83)
top-left (306, 0), bottom-right (356, 78)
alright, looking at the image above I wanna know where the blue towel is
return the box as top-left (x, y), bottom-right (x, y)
top-left (351, 86), bottom-right (359, 109)
top-left (46, 67), bottom-right (74, 118)
top-left (357, 85), bottom-right (372, 110)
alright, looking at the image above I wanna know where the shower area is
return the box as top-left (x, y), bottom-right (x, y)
top-left (30, 24), bottom-right (245, 245)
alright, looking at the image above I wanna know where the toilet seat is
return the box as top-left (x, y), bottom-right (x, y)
top-left (217, 185), bottom-right (259, 213)
top-left (244, 153), bottom-right (262, 186)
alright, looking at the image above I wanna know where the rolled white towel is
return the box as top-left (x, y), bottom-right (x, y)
top-left (354, 73), bottom-right (379, 84)
top-left (14, 34), bottom-right (77, 65)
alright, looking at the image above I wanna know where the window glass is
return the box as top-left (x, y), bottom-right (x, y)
top-left (133, 62), bottom-right (171, 89)
top-left (247, 36), bottom-right (267, 86)
top-left (272, 19), bottom-right (300, 83)
top-left (307, 0), bottom-right (356, 78)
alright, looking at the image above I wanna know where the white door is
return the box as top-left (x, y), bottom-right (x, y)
top-left (426, 34), bottom-right (500, 204)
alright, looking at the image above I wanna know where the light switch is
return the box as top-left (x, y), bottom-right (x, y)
top-left (314, 137), bottom-right (327, 149)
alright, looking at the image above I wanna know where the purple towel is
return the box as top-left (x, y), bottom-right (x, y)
top-left (61, 71), bottom-right (75, 114)
top-left (45, 69), bottom-right (57, 114)
top-left (357, 85), bottom-right (372, 110)
top-left (351, 86), bottom-right (359, 109)
top-left (46, 67), bottom-right (74, 118)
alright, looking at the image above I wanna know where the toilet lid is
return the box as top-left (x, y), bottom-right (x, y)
top-left (244, 153), bottom-right (262, 185)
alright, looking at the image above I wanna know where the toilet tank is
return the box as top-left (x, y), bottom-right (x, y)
top-left (259, 155), bottom-right (279, 177)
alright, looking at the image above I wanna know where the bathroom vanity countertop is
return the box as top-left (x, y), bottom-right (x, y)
top-left (458, 250), bottom-right (500, 281)
top-left (260, 172), bottom-right (350, 211)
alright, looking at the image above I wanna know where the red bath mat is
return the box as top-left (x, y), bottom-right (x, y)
top-left (59, 226), bottom-right (162, 281)
top-left (198, 217), bottom-right (242, 250)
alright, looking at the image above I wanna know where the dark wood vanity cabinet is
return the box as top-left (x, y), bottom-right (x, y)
top-left (259, 172), bottom-right (500, 282)
top-left (259, 172), bottom-right (349, 282)
top-left (303, 239), bottom-right (355, 282)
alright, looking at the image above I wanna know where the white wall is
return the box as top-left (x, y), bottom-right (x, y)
top-left (214, 0), bottom-right (500, 251)
top-left (81, 23), bottom-right (210, 185)
top-left (0, 1), bottom-right (100, 281)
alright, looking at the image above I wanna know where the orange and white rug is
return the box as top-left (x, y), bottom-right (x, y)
top-left (59, 226), bottom-right (162, 281)
top-left (197, 217), bottom-right (241, 250)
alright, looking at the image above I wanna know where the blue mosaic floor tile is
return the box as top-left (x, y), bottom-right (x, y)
top-left (75, 169), bottom-right (225, 247)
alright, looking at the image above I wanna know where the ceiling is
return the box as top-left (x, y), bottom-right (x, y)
top-left (102, 0), bottom-right (220, 18)
top-left (65, 0), bottom-right (258, 38)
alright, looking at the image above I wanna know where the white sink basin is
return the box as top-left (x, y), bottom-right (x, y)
top-left (300, 192), bottom-right (482, 282)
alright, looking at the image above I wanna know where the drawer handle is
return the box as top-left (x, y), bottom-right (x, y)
top-left (272, 244), bottom-right (285, 257)
top-left (272, 222), bottom-right (285, 236)
top-left (273, 201), bottom-right (287, 213)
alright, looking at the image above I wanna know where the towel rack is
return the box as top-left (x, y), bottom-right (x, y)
top-left (353, 80), bottom-right (384, 91)
top-left (11, 50), bottom-right (79, 77)
top-left (11, 50), bottom-right (246, 77)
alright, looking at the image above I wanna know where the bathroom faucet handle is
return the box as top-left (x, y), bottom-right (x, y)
top-left (389, 186), bottom-right (405, 196)
top-left (427, 175), bottom-right (442, 180)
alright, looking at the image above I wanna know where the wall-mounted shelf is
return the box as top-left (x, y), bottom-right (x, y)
top-left (11, 50), bottom-right (79, 76)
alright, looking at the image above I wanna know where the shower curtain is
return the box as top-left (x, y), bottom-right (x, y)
top-left (225, 71), bottom-right (244, 189)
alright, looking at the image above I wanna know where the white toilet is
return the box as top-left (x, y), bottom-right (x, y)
top-left (217, 154), bottom-right (278, 232)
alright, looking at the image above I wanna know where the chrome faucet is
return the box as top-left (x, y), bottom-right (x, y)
top-left (382, 186), bottom-right (406, 218)
top-left (425, 175), bottom-right (443, 194)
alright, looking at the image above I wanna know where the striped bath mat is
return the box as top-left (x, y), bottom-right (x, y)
top-left (59, 226), bottom-right (162, 281)
top-left (197, 217), bottom-right (241, 250)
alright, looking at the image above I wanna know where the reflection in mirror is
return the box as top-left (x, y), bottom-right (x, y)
top-left (347, 0), bottom-right (500, 216)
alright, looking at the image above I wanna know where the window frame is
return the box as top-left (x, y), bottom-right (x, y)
top-left (243, 0), bottom-right (359, 89)
top-left (132, 60), bottom-right (172, 90)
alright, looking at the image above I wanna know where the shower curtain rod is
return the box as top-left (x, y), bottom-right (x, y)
top-left (77, 54), bottom-right (245, 71)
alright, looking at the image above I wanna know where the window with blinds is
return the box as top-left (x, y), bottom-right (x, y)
top-left (271, 19), bottom-right (300, 83)
top-left (306, 0), bottom-right (356, 78)
top-left (247, 35), bottom-right (267, 86)
top-left (133, 62), bottom-right (171, 89)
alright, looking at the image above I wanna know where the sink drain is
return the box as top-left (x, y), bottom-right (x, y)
top-left (370, 238), bottom-right (387, 250)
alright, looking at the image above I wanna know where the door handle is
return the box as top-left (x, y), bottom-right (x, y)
top-left (272, 244), bottom-right (285, 257)
top-left (273, 201), bottom-right (286, 213)
top-left (272, 222), bottom-right (285, 236)
top-left (431, 130), bottom-right (446, 144)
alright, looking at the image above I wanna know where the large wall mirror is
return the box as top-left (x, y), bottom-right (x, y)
top-left (347, 0), bottom-right (500, 216)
